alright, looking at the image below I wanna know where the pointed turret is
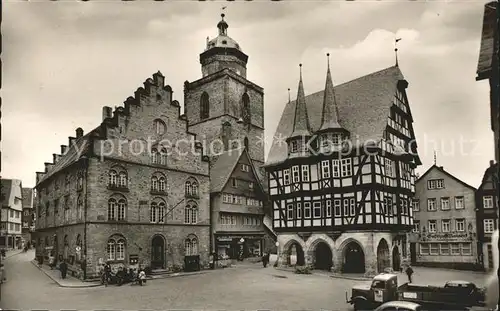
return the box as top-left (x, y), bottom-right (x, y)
top-left (319, 53), bottom-right (342, 132)
top-left (288, 64), bottom-right (312, 139)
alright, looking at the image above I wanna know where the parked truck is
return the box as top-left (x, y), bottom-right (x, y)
top-left (346, 273), bottom-right (486, 311)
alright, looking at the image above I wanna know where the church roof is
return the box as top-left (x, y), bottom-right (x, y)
top-left (206, 35), bottom-right (241, 51)
top-left (266, 65), bottom-right (405, 166)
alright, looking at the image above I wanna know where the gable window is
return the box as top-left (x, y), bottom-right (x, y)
top-left (427, 198), bottom-right (436, 211)
top-left (231, 178), bottom-right (238, 188)
top-left (287, 204), bottom-right (294, 220)
top-left (483, 196), bottom-right (494, 209)
top-left (428, 220), bottom-right (436, 233)
top-left (413, 220), bottom-right (420, 232)
top-left (321, 160), bottom-right (330, 179)
top-left (241, 164), bottom-right (250, 172)
top-left (325, 199), bottom-right (332, 217)
top-left (290, 141), bottom-right (298, 153)
top-left (428, 179), bottom-right (444, 190)
top-left (484, 219), bottom-right (495, 233)
top-left (332, 160), bottom-right (340, 177)
top-left (455, 219), bottom-right (465, 232)
top-left (385, 158), bottom-right (394, 178)
top-left (283, 169), bottom-right (291, 185)
top-left (455, 196), bottom-right (464, 209)
top-left (334, 199), bottom-right (341, 216)
top-left (442, 219), bottom-right (450, 232)
top-left (341, 159), bottom-right (352, 177)
top-left (301, 165), bottom-right (310, 182)
top-left (313, 202), bottom-right (322, 218)
top-left (154, 119), bottom-right (166, 135)
top-left (440, 197), bottom-right (450, 210)
top-left (200, 92), bottom-right (210, 120)
top-left (292, 165), bottom-right (300, 183)
top-left (412, 199), bottom-right (420, 212)
top-left (303, 202), bottom-right (311, 218)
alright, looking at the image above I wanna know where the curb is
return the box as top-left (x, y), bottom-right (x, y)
top-left (330, 274), bottom-right (371, 281)
top-left (149, 270), bottom-right (209, 280)
top-left (30, 261), bottom-right (103, 288)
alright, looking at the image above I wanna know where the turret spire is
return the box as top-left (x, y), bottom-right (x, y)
top-left (289, 63), bottom-right (312, 138)
top-left (217, 13), bottom-right (228, 36)
top-left (319, 53), bottom-right (342, 131)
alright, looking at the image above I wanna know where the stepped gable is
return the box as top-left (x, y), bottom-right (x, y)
top-left (267, 65), bottom-right (405, 165)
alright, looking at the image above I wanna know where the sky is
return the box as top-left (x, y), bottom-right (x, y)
top-left (1, 0), bottom-right (494, 189)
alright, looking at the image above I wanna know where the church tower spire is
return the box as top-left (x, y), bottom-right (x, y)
top-left (319, 53), bottom-right (342, 132)
top-left (289, 64), bottom-right (312, 139)
top-left (217, 13), bottom-right (228, 36)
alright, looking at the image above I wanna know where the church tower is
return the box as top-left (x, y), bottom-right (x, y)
top-left (184, 13), bottom-right (265, 167)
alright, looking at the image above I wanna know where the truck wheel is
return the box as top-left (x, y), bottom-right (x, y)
top-left (353, 301), bottom-right (364, 311)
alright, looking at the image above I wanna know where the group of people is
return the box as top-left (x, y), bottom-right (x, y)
top-left (101, 262), bottom-right (146, 286)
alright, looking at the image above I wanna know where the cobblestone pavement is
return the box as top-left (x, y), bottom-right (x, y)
top-left (0, 251), bottom-right (490, 311)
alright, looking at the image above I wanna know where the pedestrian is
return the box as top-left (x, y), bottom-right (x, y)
top-left (262, 252), bottom-right (268, 268)
top-left (405, 265), bottom-right (414, 283)
top-left (59, 260), bottom-right (68, 279)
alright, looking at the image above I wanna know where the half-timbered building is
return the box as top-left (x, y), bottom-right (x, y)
top-left (265, 57), bottom-right (421, 276)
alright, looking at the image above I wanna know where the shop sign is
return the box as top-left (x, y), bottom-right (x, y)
top-left (217, 237), bottom-right (233, 242)
top-left (217, 235), bottom-right (262, 241)
top-left (424, 232), bottom-right (469, 241)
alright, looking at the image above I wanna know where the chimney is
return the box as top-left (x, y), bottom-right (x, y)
top-left (439, 166), bottom-right (444, 169)
top-left (490, 160), bottom-right (495, 167)
top-left (61, 145), bottom-right (68, 154)
top-left (76, 127), bottom-right (84, 138)
top-left (102, 106), bottom-right (113, 122)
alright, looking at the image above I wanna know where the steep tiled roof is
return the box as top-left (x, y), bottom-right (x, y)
top-left (476, 2), bottom-right (497, 80)
top-left (319, 56), bottom-right (342, 132)
top-left (22, 188), bottom-right (33, 208)
top-left (210, 147), bottom-right (245, 193)
top-left (36, 129), bottom-right (97, 186)
top-left (479, 162), bottom-right (498, 190)
top-left (266, 66), bottom-right (405, 165)
top-left (289, 65), bottom-right (312, 139)
top-left (416, 165), bottom-right (477, 191)
top-left (1, 179), bottom-right (13, 206)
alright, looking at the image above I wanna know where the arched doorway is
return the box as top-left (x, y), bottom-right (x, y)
top-left (392, 246), bottom-right (401, 271)
top-left (151, 235), bottom-right (165, 269)
top-left (377, 238), bottom-right (390, 273)
top-left (286, 241), bottom-right (305, 266)
top-left (343, 241), bottom-right (365, 273)
top-left (313, 242), bottom-right (333, 271)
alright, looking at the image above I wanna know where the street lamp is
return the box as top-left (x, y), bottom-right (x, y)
top-left (275, 241), bottom-right (279, 267)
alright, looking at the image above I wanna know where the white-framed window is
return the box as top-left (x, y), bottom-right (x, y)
top-left (461, 243), bottom-right (472, 255)
top-left (427, 198), bottom-right (436, 211)
top-left (412, 199), bottom-right (420, 211)
top-left (150, 203), bottom-right (158, 223)
top-left (287, 204), bottom-right (294, 220)
top-left (419, 243), bottom-right (429, 255)
top-left (109, 170), bottom-right (117, 186)
top-left (341, 158), bottom-right (352, 177)
top-left (241, 164), bottom-right (250, 172)
top-left (455, 196), bottom-right (464, 209)
top-left (325, 199), bottom-right (332, 217)
top-left (440, 243), bottom-right (450, 255)
top-left (385, 158), bottom-right (394, 177)
top-left (321, 160), bottom-right (330, 179)
top-left (442, 219), bottom-right (450, 232)
top-left (455, 219), bottom-right (465, 232)
top-left (413, 220), bottom-right (420, 232)
top-left (483, 196), bottom-right (494, 209)
top-left (107, 238), bottom-right (126, 261)
top-left (428, 220), bottom-right (437, 233)
top-left (283, 169), bottom-right (291, 185)
top-left (334, 199), bottom-right (341, 216)
top-left (428, 179), bottom-right (444, 189)
top-left (429, 243), bottom-right (439, 255)
top-left (292, 165), bottom-right (300, 183)
top-left (436, 179), bottom-right (444, 188)
top-left (343, 198), bottom-right (349, 216)
top-left (301, 165), bottom-right (310, 182)
top-left (451, 243), bottom-right (460, 255)
top-left (313, 202), bottom-right (322, 218)
top-left (108, 198), bottom-right (126, 221)
top-left (440, 198), bottom-right (450, 210)
top-left (349, 198), bottom-right (356, 216)
top-left (290, 140), bottom-right (298, 153)
top-left (332, 160), bottom-right (340, 177)
top-left (297, 203), bottom-right (302, 219)
top-left (304, 202), bottom-right (311, 218)
top-left (484, 219), bottom-right (495, 233)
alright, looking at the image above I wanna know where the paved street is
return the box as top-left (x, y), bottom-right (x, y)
top-left (0, 251), bottom-right (489, 311)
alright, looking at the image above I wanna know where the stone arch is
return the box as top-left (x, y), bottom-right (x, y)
top-left (377, 238), bottom-right (390, 273)
top-left (307, 238), bottom-right (334, 271)
top-left (339, 238), bottom-right (365, 274)
top-left (283, 239), bottom-right (306, 266)
top-left (392, 245), bottom-right (401, 271)
top-left (150, 234), bottom-right (166, 269)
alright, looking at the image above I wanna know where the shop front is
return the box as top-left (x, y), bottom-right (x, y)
top-left (215, 233), bottom-right (264, 260)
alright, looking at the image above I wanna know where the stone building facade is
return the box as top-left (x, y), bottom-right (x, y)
top-left (411, 165), bottom-right (480, 270)
top-left (21, 187), bottom-right (35, 243)
top-left (1, 179), bottom-right (23, 249)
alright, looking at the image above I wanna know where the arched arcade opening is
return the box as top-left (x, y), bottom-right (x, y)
top-left (377, 238), bottom-right (390, 273)
top-left (313, 242), bottom-right (333, 271)
top-left (392, 246), bottom-right (401, 272)
top-left (151, 235), bottom-right (165, 269)
top-left (285, 241), bottom-right (305, 266)
top-left (342, 241), bottom-right (365, 274)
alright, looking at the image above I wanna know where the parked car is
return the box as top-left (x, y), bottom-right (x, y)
top-left (374, 300), bottom-right (422, 311)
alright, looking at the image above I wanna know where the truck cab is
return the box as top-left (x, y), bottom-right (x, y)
top-left (346, 273), bottom-right (399, 311)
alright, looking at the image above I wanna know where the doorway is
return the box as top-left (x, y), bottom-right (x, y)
top-left (377, 239), bottom-right (390, 273)
top-left (314, 242), bottom-right (333, 271)
top-left (343, 241), bottom-right (365, 273)
top-left (410, 243), bottom-right (417, 264)
top-left (151, 235), bottom-right (165, 269)
top-left (392, 246), bottom-right (401, 271)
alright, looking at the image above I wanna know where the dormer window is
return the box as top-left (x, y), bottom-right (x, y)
top-left (290, 140), bottom-right (299, 153)
top-left (222, 40), bottom-right (227, 44)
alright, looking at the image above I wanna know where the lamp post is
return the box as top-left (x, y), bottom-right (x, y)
top-left (275, 241), bottom-right (279, 267)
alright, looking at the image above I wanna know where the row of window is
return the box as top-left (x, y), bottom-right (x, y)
top-left (286, 199), bottom-right (355, 220)
top-left (413, 219), bottom-right (466, 233)
top-left (483, 219), bottom-right (497, 233)
top-left (221, 193), bottom-right (263, 206)
top-left (230, 178), bottom-right (254, 190)
top-left (219, 214), bottom-right (261, 226)
top-left (8, 210), bottom-right (21, 218)
top-left (414, 196), bottom-right (465, 211)
top-left (419, 243), bottom-right (472, 256)
top-left (0, 222), bottom-right (21, 231)
top-left (40, 171), bottom-right (84, 199)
